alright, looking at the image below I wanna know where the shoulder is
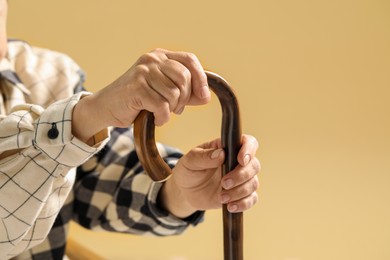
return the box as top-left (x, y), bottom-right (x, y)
top-left (6, 40), bottom-right (86, 105)
top-left (6, 39), bottom-right (82, 74)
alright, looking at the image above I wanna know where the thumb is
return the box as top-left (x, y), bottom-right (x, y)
top-left (180, 147), bottom-right (225, 171)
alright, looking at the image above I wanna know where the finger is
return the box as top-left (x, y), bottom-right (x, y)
top-left (162, 49), bottom-right (211, 105)
top-left (180, 147), bottom-right (225, 172)
top-left (144, 93), bottom-right (171, 126)
top-left (159, 58), bottom-right (192, 114)
top-left (145, 63), bottom-right (181, 113)
top-left (220, 174), bottom-right (259, 203)
top-left (220, 174), bottom-right (259, 212)
top-left (226, 192), bottom-right (258, 213)
top-left (197, 138), bottom-right (222, 150)
top-left (221, 157), bottom-right (260, 190)
top-left (131, 73), bottom-right (171, 126)
top-left (238, 134), bottom-right (259, 166)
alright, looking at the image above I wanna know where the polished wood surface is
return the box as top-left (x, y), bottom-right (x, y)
top-left (207, 72), bottom-right (243, 260)
top-left (133, 110), bottom-right (172, 182)
top-left (134, 71), bottom-right (243, 260)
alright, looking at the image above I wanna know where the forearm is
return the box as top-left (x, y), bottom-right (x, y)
top-left (0, 155), bottom-right (76, 259)
top-left (0, 94), bottom-right (109, 258)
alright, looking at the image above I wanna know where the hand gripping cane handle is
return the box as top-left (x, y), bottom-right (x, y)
top-left (133, 71), bottom-right (243, 260)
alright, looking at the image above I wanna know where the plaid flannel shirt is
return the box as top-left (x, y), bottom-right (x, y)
top-left (0, 40), bottom-right (203, 260)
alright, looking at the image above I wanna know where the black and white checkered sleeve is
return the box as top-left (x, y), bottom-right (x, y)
top-left (73, 127), bottom-right (204, 236)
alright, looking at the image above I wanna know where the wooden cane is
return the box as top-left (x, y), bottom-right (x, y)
top-left (133, 71), bottom-right (243, 260)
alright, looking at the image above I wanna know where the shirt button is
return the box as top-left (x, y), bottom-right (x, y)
top-left (48, 123), bottom-right (59, 139)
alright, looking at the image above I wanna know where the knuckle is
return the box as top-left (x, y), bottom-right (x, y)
top-left (156, 99), bottom-right (170, 111)
top-left (249, 135), bottom-right (259, 147)
top-left (243, 134), bottom-right (259, 149)
top-left (167, 89), bottom-right (181, 109)
top-left (252, 192), bottom-right (259, 206)
top-left (172, 65), bottom-right (191, 89)
top-left (181, 67), bottom-right (191, 83)
top-left (152, 48), bottom-right (165, 53)
top-left (246, 134), bottom-right (259, 149)
top-left (139, 52), bottom-right (159, 64)
top-left (182, 148), bottom-right (203, 171)
top-left (252, 177), bottom-right (259, 191)
top-left (241, 178), bottom-right (258, 197)
top-left (184, 52), bottom-right (198, 64)
top-left (252, 136), bottom-right (260, 149)
top-left (244, 185), bottom-right (253, 196)
top-left (134, 64), bottom-right (150, 76)
top-left (192, 148), bottom-right (205, 161)
top-left (171, 88), bottom-right (181, 102)
top-left (177, 80), bottom-right (190, 92)
top-left (251, 157), bottom-right (261, 173)
top-left (242, 193), bottom-right (258, 210)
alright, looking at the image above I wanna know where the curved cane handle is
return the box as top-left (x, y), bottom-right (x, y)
top-left (133, 71), bottom-right (243, 260)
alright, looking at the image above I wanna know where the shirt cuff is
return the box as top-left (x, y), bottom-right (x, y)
top-left (33, 92), bottom-right (109, 167)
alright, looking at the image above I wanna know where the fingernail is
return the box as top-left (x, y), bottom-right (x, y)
top-left (200, 85), bottom-right (210, 99)
top-left (220, 194), bottom-right (230, 203)
top-left (223, 179), bottom-right (234, 189)
top-left (228, 204), bottom-right (238, 212)
top-left (211, 149), bottom-right (222, 159)
top-left (244, 154), bottom-right (251, 166)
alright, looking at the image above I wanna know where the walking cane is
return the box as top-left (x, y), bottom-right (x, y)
top-left (133, 71), bottom-right (243, 260)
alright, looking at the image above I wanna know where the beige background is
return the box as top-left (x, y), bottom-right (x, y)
top-left (7, 0), bottom-right (390, 260)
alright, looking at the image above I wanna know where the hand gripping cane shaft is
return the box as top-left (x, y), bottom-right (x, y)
top-left (133, 71), bottom-right (243, 260)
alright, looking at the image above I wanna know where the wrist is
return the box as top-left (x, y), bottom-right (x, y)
top-left (158, 177), bottom-right (197, 219)
top-left (72, 94), bottom-right (108, 144)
